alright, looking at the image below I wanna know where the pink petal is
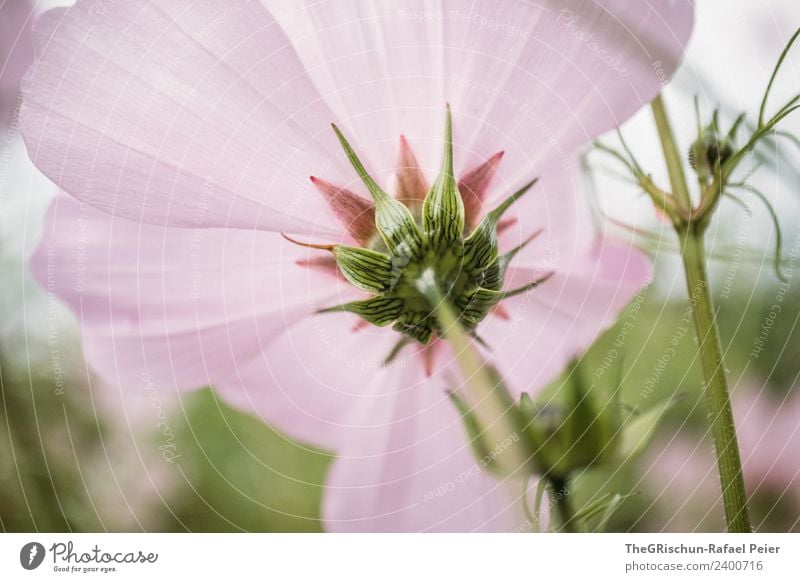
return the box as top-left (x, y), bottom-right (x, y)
top-left (393, 135), bottom-right (429, 209)
top-left (20, 0), bottom-right (356, 234)
top-left (497, 168), bottom-right (595, 267)
top-left (30, 193), bottom-right (347, 398)
top-left (734, 388), bottom-right (800, 497)
top-left (323, 361), bottom-right (526, 532)
top-left (480, 238), bottom-right (652, 395)
top-left (0, 0), bottom-right (34, 125)
top-left (272, 0), bottom-right (693, 190)
top-left (214, 313), bottom-right (406, 450)
top-left (459, 151), bottom-right (504, 229)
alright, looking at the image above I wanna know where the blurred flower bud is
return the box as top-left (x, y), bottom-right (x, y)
top-left (519, 361), bottom-right (620, 478)
top-left (518, 360), bottom-right (676, 480)
top-left (451, 357), bottom-right (675, 483)
top-left (688, 110), bottom-right (735, 184)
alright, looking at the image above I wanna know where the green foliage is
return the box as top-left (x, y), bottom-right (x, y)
top-left (161, 389), bottom-right (330, 533)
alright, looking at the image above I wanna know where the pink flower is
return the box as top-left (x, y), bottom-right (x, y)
top-left (643, 384), bottom-right (800, 531)
top-left (22, 0), bottom-right (692, 531)
top-left (0, 0), bottom-right (34, 125)
top-left (642, 435), bottom-right (724, 532)
top-left (734, 386), bottom-right (800, 503)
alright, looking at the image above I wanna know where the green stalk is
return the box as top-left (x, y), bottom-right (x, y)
top-left (651, 95), bottom-right (693, 210)
top-left (651, 97), bottom-right (752, 533)
top-left (548, 476), bottom-right (577, 533)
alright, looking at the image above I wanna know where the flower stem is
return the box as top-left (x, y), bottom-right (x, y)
top-left (650, 96), bottom-right (752, 533)
top-left (651, 95), bottom-right (693, 210)
top-left (548, 475), bottom-right (577, 533)
top-left (679, 231), bottom-right (751, 532)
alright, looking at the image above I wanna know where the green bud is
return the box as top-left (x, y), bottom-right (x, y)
top-left (688, 109), bottom-right (736, 184)
top-left (519, 359), bottom-right (676, 479)
top-left (422, 105), bottom-right (465, 248)
top-left (308, 108), bottom-right (543, 350)
top-left (520, 360), bottom-right (620, 478)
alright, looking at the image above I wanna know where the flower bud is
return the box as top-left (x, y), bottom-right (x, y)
top-left (688, 110), bottom-right (735, 184)
top-left (519, 361), bottom-right (620, 478)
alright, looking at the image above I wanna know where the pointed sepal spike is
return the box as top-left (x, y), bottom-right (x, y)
top-left (496, 272), bottom-right (554, 301)
top-left (281, 233), bottom-right (335, 251)
top-left (486, 177), bottom-right (539, 223)
top-left (422, 105), bottom-right (465, 247)
top-left (318, 296), bottom-right (404, 327)
top-left (332, 246), bottom-right (394, 294)
top-left (459, 151), bottom-right (504, 229)
top-left (310, 177), bottom-right (376, 246)
top-left (383, 336), bottom-right (413, 366)
top-left (331, 124), bottom-right (422, 253)
top-left (498, 230), bottom-right (543, 274)
top-left (726, 112), bottom-right (746, 142)
top-left (395, 135), bottom-right (429, 209)
top-left (447, 390), bottom-right (495, 462)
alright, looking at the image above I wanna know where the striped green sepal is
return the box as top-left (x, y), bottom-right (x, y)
top-left (332, 246), bottom-right (394, 293)
top-left (475, 258), bottom-right (503, 291)
top-left (375, 199), bottom-right (423, 255)
top-left (455, 274), bottom-right (552, 325)
top-left (422, 106), bottom-right (465, 248)
top-left (463, 178), bottom-right (538, 275)
top-left (462, 218), bottom-right (499, 278)
top-left (318, 296), bottom-right (404, 326)
top-left (331, 124), bottom-right (422, 253)
top-left (496, 273), bottom-right (554, 302)
top-left (383, 336), bottom-right (413, 365)
top-left (455, 287), bottom-right (503, 327)
top-left (392, 313), bottom-right (434, 344)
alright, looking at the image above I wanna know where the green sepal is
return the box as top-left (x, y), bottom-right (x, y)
top-left (457, 273), bottom-right (552, 319)
top-left (496, 274), bottom-right (553, 301)
top-left (332, 245), bottom-right (394, 293)
top-left (473, 259), bottom-right (502, 292)
top-left (485, 177), bottom-right (539, 223)
top-left (498, 231), bottom-right (541, 275)
top-left (332, 124), bottom-right (422, 253)
top-left (392, 313), bottom-right (434, 344)
top-left (463, 178), bottom-right (538, 275)
top-left (383, 336), bottom-right (413, 365)
top-left (617, 398), bottom-right (676, 463)
top-left (455, 287), bottom-right (502, 327)
top-left (447, 390), bottom-right (495, 463)
top-left (422, 106), bottom-right (465, 248)
top-left (318, 296), bottom-right (403, 327)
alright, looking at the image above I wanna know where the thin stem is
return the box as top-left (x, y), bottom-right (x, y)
top-left (651, 95), bottom-right (692, 211)
top-left (759, 27), bottom-right (800, 128)
top-left (428, 291), bottom-right (533, 475)
top-left (679, 233), bottom-right (752, 532)
top-left (650, 97), bottom-right (752, 533)
top-left (548, 475), bottom-right (577, 533)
